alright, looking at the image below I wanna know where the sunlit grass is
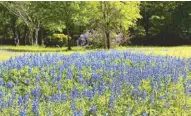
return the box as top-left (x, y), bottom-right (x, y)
top-left (0, 45), bottom-right (90, 52)
top-left (0, 52), bottom-right (23, 62)
top-left (0, 45), bottom-right (191, 62)
top-left (117, 46), bottom-right (191, 58)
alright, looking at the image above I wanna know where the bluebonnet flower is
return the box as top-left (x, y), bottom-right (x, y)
top-left (51, 94), bottom-right (60, 102)
top-left (0, 89), bottom-right (4, 98)
top-left (57, 82), bottom-right (62, 90)
top-left (83, 90), bottom-right (93, 100)
top-left (0, 78), bottom-right (3, 86)
top-left (109, 95), bottom-right (115, 109)
top-left (187, 79), bottom-right (191, 85)
top-left (164, 102), bottom-right (170, 109)
top-left (133, 80), bottom-right (140, 88)
top-left (90, 106), bottom-right (96, 114)
top-left (187, 87), bottom-right (191, 94)
top-left (26, 79), bottom-right (30, 86)
top-left (20, 110), bottom-right (26, 116)
top-left (18, 96), bottom-right (23, 106)
top-left (71, 88), bottom-right (80, 99)
top-left (91, 73), bottom-right (100, 82)
top-left (132, 89), bottom-right (138, 96)
top-left (32, 99), bottom-right (39, 116)
top-left (142, 90), bottom-right (147, 100)
top-left (66, 68), bottom-right (73, 79)
top-left (57, 75), bottom-right (62, 82)
top-left (31, 88), bottom-right (41, 98)
top-left (142, 112), bottom-right (149, 116)
top-left (8, 98), bottom-right (13, 107)
top-left (23, 94), bottom-right (29, 104)
top-left (6, 81), bottom-right (14, 88)
top-left (60, 93), bottom-right (67, 101)
top-left (11, 89), bottom-right (16, 99)
top-left (150, 93), bottom-right (155, 104)
top-left (35, 75), bottom-right (40, 83)
top-left (45, 96), bottom-right (51, 101)
top-left (182, 71), bottom-right (187, 79)
top-left (78, 111), bottom-right (84, 116)
top-left (71, 101), bottom-right (76, 111)
top-left (78, 72), bottom-right (84, 83)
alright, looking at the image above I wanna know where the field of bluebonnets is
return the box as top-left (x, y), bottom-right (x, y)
top-left (0, 50), bottom-right (191, 116)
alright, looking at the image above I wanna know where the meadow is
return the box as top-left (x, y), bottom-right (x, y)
top-left (1, 46), bottom-right (191, 61)
top-left (0, 46), bottom-right (191, 116)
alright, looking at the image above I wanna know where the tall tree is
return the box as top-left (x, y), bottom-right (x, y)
top-left (89, 1), bottom-right (140, 49)
top-left (171, 2), bottom-right (191, 39)
top-left (139, 2), bottom-right (180, 40)
top-left (0, 1), bottom-right (51, 45)
top-left (51, 1), bottom-right (90, 50)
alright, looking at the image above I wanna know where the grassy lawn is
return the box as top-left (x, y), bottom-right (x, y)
top-left (0, 45), bottom-right (93, 52)
top-left (0, 51), bottom-right (23, 62)
top-left (0, 45), bottom-right (191, 62)
top-left (120, 46), bottom-right (191, 58)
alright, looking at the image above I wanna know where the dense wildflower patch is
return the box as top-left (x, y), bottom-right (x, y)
top-left (0, 51), bottom-right (191, 115)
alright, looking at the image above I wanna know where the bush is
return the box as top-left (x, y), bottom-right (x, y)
top-left (88, 29), bottom-right (131, 48)
top-left (45, 34), bottom-right (71, 47)
top-left (89, 29), bottom-right (119, 48)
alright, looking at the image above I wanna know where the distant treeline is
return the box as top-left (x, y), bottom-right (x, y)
top-left (0, 1), bottom-right (190, 49)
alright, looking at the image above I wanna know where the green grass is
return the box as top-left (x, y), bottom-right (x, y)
top-left (1, 45), bottom-right (191, 62)
top-left (116, 46), bottom-right (191, 58)
top-left (0, 45), bottom-right (95, 62)
top-left (0, 51), bottom-right (23, 62)
top-left (0, 45), bottom-right (90, 52)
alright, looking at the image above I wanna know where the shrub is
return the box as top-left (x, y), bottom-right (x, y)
top-left (45, 34), bottom-right (71, 47)
top-left (89, 29), bottom-right (119, 48)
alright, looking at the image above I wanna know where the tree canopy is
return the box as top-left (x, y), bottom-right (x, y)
top-left (0, 1), bottom-right (190, 48)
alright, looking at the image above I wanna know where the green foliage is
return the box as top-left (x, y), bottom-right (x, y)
top-left (89, 2), bottom-right (141, 31)
top-left (88, 2), bottom-right (141, 49)
top-left (0, 1), bottom-right (190, 47)
top-left (46, 34), bottom-right (71, 47)
top-left (89, 29), bottom-right (119, 48)
top-left (133, 1), bottom-right (191, 43)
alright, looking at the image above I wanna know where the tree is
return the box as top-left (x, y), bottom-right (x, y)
top-left (0, 1), bottom-right (52, 45)
top-left (89, 1), bottom-right (140, 49)
top-left (49, 1), bottom-right (90, 50)
top-left (138, 2), bottom-right (181, 41)
top-left (171, 2), bottom-right (191, 40)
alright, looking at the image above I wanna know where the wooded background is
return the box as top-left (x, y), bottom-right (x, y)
top-left (0, 1), bottom-right (190, 49)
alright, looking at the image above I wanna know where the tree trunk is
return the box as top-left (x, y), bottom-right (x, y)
top-left (12, 16), bottom-right (17, 41)
top-left (105, 31), bottom-right (110, 49)
top-left (12, 25), bottom-right (16, 39)
top-left (23, 26), bottom-right (27, 45)
top-left (3, 26), bottom-right (6, 44)
top-left (28, 28), bottom-right (34, 45)
top-left (145, 26), bottom-right (149, 40)
top-left (17, 29), bottom-right (20, 45)
top-left (35, 27), bottom-right (40, 45)
top-left (40, 27), bottom-right (44, 46)
top-left (32, 30), bottom-right (34, 45)
top-left (67, 30), bottom-right (72, 50)
top-left (144, 14), bottom-right (150, 40)
top-left (5, 26), bottom-right (8, 40)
